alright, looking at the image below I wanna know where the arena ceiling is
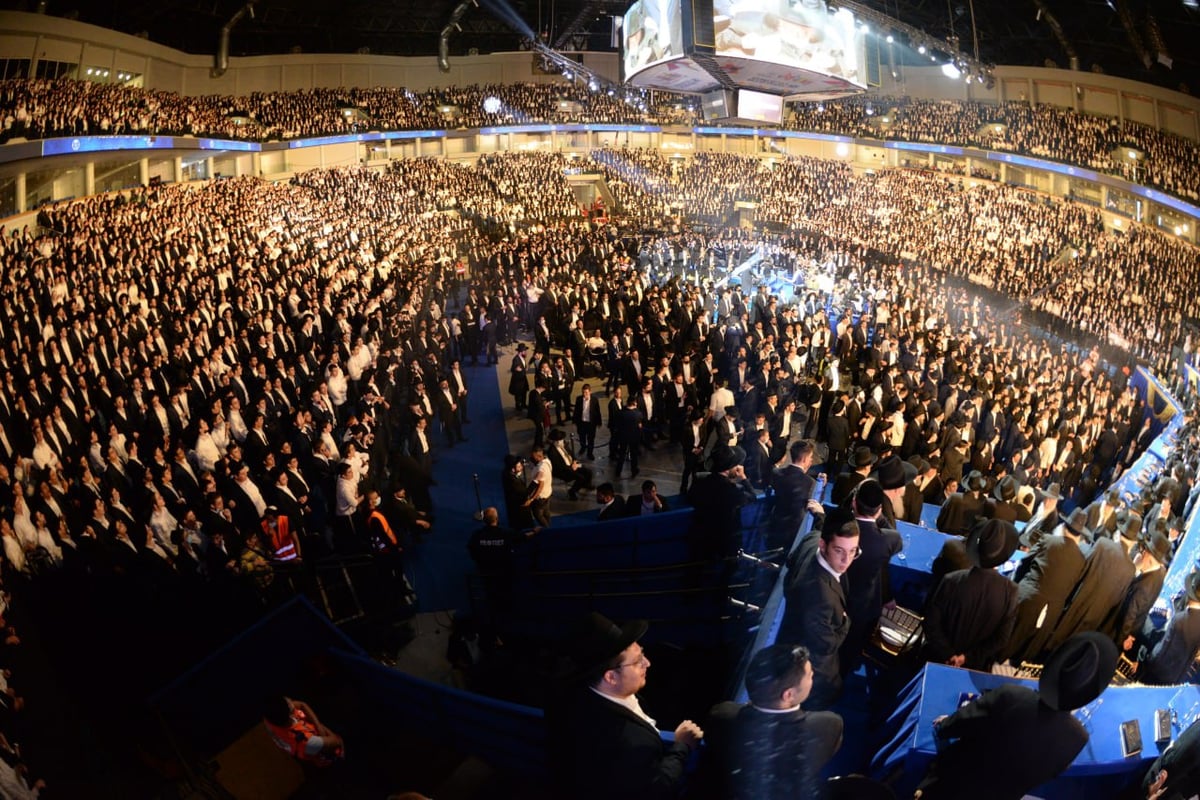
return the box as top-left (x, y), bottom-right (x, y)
top-left (10, 0), bottom-right (1200, 94)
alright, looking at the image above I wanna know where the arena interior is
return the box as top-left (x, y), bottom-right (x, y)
top-left (0, 1), bottom-right (1199, 798)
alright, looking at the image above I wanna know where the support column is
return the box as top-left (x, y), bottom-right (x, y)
top-left (252, 152), bottom-right (263, 176)
top-left (206, 157), bottom-right (215, 178)
top-left (999, 162), bottom-right (1007, 183)
top-left (139, 158), bottom-right (149, 186)
top-left (174, 156), bottom-right (184, 183)
top-left (84, 162), bottom-right (95, 196)
top-left (1153, 99), bottom-right (1162, 131)
top-left (1116, 90), bottom-right (1124, 124)
top-left (14, 172), bottom-right (25, 214)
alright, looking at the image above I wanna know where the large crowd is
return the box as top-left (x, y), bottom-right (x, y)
top-left (0, 134), bottom-right (1197, 795)
top-left (4, 76), bottom-right (1200, 205)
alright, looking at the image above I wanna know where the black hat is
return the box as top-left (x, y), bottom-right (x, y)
top-left (854, 480), bottom-right (885, 517)
top-left (968, 518), bottom-right (1018, 569)
top-left (850, 447), bottom-right (877, 469)
top-left (569, 612), bottom-right (648, 678)
top-left (964, 470), bottom-right (987, 493)
top-left (876, 455), bottom-right (907, 491)
top-left (1059, 508), bottom-right (1089, 538)
top-left (1144, 530), bottom-right (1172, 565)
top-left (710, 445), bottom-right (746, 474)
top-left (548, 428), bottom-right (567, 442)
top-left (1038, 632), bottom-right (1118, 712)
top-left (516, 343), bottom-right (528, 352)
top-left (993, 475), bottom-right (1018, 502)
top-left (1118, 511), bottom-right (1142, 543)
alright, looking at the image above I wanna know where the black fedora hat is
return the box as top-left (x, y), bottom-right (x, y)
top-left (968, 519), bottom-right (1018, 569)
top-left (854, 480), bottom-right (885, 517)
top-left (1059, 508), bottom-right (1090, 538)
top-left (993, 475), bottom-right (1018, 502)
top-left (875, 455), bottom-right (907, 490)
top-left (569, 612), bottom-right (648, 679)
top-left (1143, 530), bottom-right (1172, 565)
top-left (1038, 632), bottom-right (1118, 712)
top-left (710, 445), bottom-right (746, 474)
top-left (849, 446), bottom-right (877, 469)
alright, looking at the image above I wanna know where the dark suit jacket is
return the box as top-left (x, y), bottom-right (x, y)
top-left (1008, 535), bottom-right (1086, 662)
top-left (573, 394), bottom-right (602, 427)
top-left (935, 491), bottom-right (986, 535)
top-left (829, 471), bottom-right (865, 507)
top-left (826, 415), bottom-right (851, 453)
top-left (1117, 567), bottom-right (1165, 640)
top-left (597, 497), bottom-right (627, 521)
top-left (1048, 538), bottom-right (1135, 650)
top-left (705, 701), bottom-right (843, 800)
top-left (1141, 607), bottom-right (1200, 685)
top-left (622, 494), bottom-right (669, 517)
top-left (923, 567), bottom-right (1017, 669)
top-left (770, 464), bottom-right (816, 535)
top-left (546, 686), bottom-right (690, 800)
top-left (918, 684), bottom-right (1088, 800)
top-left (778, 537), bottom-right (850, 708)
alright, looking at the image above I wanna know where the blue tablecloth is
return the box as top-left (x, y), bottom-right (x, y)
top-left (871, 663), bottom-right (1200, 797)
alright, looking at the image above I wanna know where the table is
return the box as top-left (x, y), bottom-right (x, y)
top-left (870, 663), bottom-right (1200, 798)
top-left (888, 522), bottom-right (1026, 610)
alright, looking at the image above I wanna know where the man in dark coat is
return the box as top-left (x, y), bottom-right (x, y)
top-left (611, 397), bottom-right (644, 479)
top-left (509, 345), bottom-right (530, 411)
top-left (923, 519), bottom-right (1019, 671)
top-left (769, 439), bottom-right (822, 549)
top-left (831, 446), bottom-right (873, 506)
top-left (1116, 531), bottom-right (1170, 652)
top-left (705, 644), bottom-right (843, 800)
top-left (777, 522), bottom-right (860, 710)
top-left (1142, 716), bottom-right (1200, 800)
top-left (935, 470), bottom-right (988, 535)
top-left (572, 383), bottom-right (602, 460)
top-left (990, 475), bottom-right (1029, 523)
top-left (1046, 530), bottom-right (1136, 652)
top-left (916, 632), bottom-right (1118, 800)
top-left (1137, 571), bottom-right (1200, 686)
top-left (546, 614), bottom-right (703, 800)
top-left (838, 480), bottom-right (903, 674)
top-left (1007, 508), bottom-right (1088, 664)
top-left (1083, 487), bottom-right (1122, 539)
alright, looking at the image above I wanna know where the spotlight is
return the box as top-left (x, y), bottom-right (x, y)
top-left (587, 78), bottom-right (599, 92)
top-left (816, 103), bottom-right (825, 112)
top-left (941, 63), bottom-right (962, 79)
top-left (562, 69), bottom-right (573, 80)
top-left (918, 45), bottom-right (926, 54)
top-left (482, 95), bottom-right (502, 114)
top-left (886, 35), bottom-right (894, 43)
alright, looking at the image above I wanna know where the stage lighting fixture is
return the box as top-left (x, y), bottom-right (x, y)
top-left (835, 143), bottom-right (850, 157)
top-left (886, 35), bottom-right (894, 43)
top-left (941, 62), bottom-right (962, 79)
top-left (918, 45), bottom-right (926, 54)
top-left (482, 96), bottom-right (502, 114)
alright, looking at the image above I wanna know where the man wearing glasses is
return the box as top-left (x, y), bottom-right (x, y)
top-left (547, 613), bottom-right (704, 800)
top-left (776, 521), bottom-right (861, 710)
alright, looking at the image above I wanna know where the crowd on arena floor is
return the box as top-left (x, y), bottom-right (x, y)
top-left (4, 77), bottom-right (1200, 205)
top-left (0, 144), bottom-right (1198, 795)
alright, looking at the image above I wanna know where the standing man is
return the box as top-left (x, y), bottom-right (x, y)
top-left (611, 397), bottom-right (644, 480)
top-left (679, 409), bottom-right (707, 495)
top-left (524, 445), bottom-right (554, 528)
top-left (1007, 508), bottom-right (1088, 664)
top-left (916, 633), bottom-right (1118, 800)
top-left (509, 344), bottom-right (530, 412)
top-left (1137, 571), bottom-right (1200, 686)
top-left (573, 383), bottom-right (602, 461)
top-left (776, 522), bottom-right (860, 710)
top-left (770, 439), bottom-right (824, 549)
top-left (547, 613), bottom-right (703, 800)
top-left (706, 644), bottom-right (844, 800)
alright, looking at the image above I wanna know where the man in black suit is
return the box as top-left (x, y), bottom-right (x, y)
top-left (1138, 571), bottom-right (1200, 686)
top-left (777, 522), bottom-right (860, 710)
top-left (527, 382), bottom-right (549, 449)
top-left (547, 614), bottom-right (703, 800)
top-left (935, 470), bottom-right (988, 536)
top-left (923, 519), bottom-right (1019, 671)
top-left (573, 383), bottom-right (602, 460)
top-left (611, 397), bottom-right (643, 479)
top-left (623, 480), bottom-right (668, 517)
top-left (705, 643), bottom-right (843, 800)
top-left (1007, 508), bottom-right (1088, 664)
top-left (595, 483), bottom-right (625, 521)
top-left (830, 446), bottom-right (873, 506)
top-left (826, 398), bottom-right (851, 475)
top-left (838, 480), bottom-right (903, 674)
top-left (769, 439), bottom-right (823, 549)
top-left (917, 633), bottom-right (1118, 800)
top-left (1116, 531), bottom-right (1170, 652)
top-left (1046, 527), bottom-right (1135, 652)
top-left (679, 409), bottom-right (707, 495)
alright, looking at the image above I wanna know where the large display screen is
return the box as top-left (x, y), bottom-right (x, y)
top-left (736, 89), bottom-right (783, 124)
top-left (712, 0), bottom-right (865, 88)
top-left (623, 0), bottom-right (685, 79)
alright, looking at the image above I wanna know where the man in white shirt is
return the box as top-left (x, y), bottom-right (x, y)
top-left (524, 446), bottom-right (554, 528)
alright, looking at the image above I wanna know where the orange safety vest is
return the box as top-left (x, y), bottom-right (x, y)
top-left (261, 516), bottom-right (298, 561)
top-left (263, 709), bottom-right (341, 766)
top-left (368, 508), bottom-right (399, 553)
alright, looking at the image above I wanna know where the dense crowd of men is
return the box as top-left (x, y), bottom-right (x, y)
top-left (0, 110), bottom-right (1197, 794)
top-left (4, 77), bottom-right (1200, 206)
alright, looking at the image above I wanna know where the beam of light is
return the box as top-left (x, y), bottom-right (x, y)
top-left (478, 0), bottom-right (536, 39)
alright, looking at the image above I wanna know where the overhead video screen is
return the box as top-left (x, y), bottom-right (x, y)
top-left (623, 0), bottom-right (685, 80)
top-left (736, 89), bottom-right (783, 124)
top-left (712, 0), bottom-right (865, 89)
